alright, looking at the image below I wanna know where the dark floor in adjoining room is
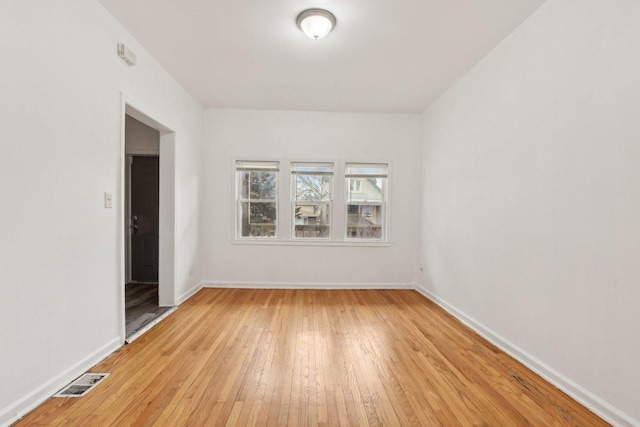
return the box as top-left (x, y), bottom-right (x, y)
top-left (125, 282), bottom-right (173, 339)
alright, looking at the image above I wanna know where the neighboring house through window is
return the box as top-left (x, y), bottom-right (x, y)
top-left (345, 163), bottom-right (387, 240)
top-left (349, 179), bottom-right (362, 193)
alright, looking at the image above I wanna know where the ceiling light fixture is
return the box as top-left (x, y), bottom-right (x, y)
top-left (296, 9), bottom-right (336, 40)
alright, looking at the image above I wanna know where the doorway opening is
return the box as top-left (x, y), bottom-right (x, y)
top-left (123, 109), bottom-right (176, 342)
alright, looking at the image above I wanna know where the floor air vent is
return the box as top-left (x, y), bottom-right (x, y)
top-left (54, 373), bottom-right (110, 398)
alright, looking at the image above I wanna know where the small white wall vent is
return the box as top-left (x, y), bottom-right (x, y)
top-left (54, 373), bottom-right (110, 398)
top-left (118, 43), bottom-right (136, 66)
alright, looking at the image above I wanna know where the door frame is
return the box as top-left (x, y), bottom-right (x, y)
top-left (119, 93), bottom-right (177, 342)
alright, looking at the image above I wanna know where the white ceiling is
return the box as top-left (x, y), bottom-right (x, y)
top-left (98, 0), bottom-right (545, 114)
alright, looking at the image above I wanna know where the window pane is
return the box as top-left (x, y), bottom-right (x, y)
top-left (346, 204), bottom-right (383, 239)
top-left (345, 162), bottom-right (387, 240)
top-left (249, 202), bottom-right (276, 224)
top-left (295, 174), bottom-right (331, 201)
top-left (237, 161), bottom-right (278, 238)
top-left (292, 162), bottom-right (333, 239)
top-left (294, 203), bottom-right (330, 238)
top-left (240, 202), bottom-right (276, 237)
top-left (347, 178), bottom-right (383, 203)
top-left (249, 171), bottom-right (277, 200)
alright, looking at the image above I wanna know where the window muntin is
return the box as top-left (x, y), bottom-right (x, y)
top-left (345, 163), bottom-right (387, 240)
top-left (236, 161), bottom-right (278, 238)
top-left (291, 162), bottom-right (333, 239)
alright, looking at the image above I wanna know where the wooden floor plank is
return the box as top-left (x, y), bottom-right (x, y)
top-left (13, 289), bottom-right (609, 427)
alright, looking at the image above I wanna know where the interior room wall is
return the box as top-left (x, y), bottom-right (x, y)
top-left (202, 109), bottom-right (422, 288)
top-left (0, 1), bottom-right (203, 424)
top-left (419, 0), bottom-right (640, 424)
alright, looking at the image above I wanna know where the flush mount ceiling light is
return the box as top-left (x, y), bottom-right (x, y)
top-left (296, 9), bottom-right (336, 40)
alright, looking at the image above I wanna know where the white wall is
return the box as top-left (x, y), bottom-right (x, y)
top-left (419, 0), bottom-right (640, 424)
top-left (202, 109), bottom-right (421, 287)
top-left (0, 1), bottom-right (202, 424)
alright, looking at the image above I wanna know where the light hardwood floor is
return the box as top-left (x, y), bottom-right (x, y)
top-left (15, 289), bottom-right (608, 426)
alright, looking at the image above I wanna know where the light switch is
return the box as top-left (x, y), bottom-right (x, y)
top-left (104, 192), bottom-right (113, 208)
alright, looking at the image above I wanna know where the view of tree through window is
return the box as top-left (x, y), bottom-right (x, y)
top-left (236, 161), bottom-right (278, 238)
top-left (291, 163), bottom-right (333, 239)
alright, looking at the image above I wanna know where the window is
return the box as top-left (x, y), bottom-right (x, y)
top-left (345, 163), bottom-right (387, 240)
top-left (236, 161), bottom-right (278, 238)
top-left (234, 160), bottom-right (389, 244)
top-left (291, 162), bottom-right (333, 239)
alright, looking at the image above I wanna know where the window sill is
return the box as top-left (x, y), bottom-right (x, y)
top-left (231, 239), bottom-right (392, 248)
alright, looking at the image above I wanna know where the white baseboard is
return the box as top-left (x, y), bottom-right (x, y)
top-left (0, 337), bottom-right (121, 427)
top-left (203, 281), bottom-right (415, 290)
top-left (177, 281), bottom-right (203, 305)
top-left (414, 285), bottom-right (638, 427)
